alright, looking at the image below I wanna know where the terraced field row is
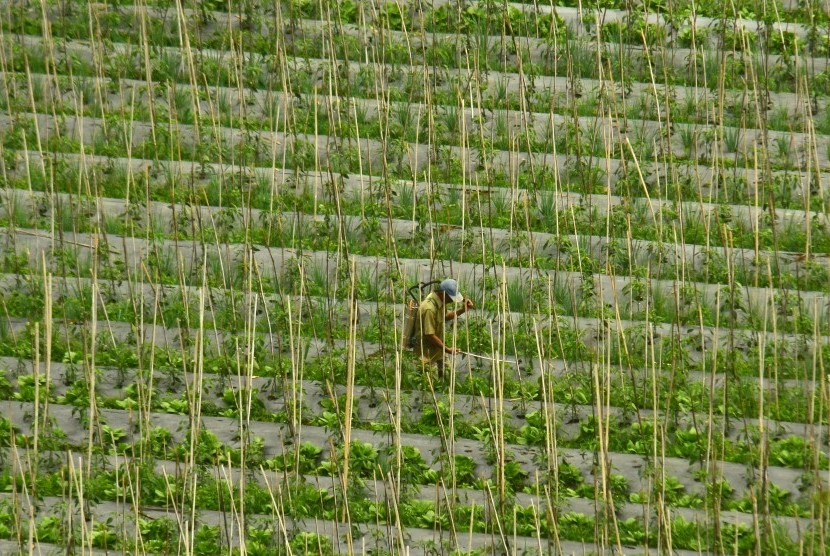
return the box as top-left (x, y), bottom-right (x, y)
top-left (4, 69), bottom-right (830, 208)
top-left (1, 179), bottom-right (826, 292)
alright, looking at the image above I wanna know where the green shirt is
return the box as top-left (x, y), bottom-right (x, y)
top-left (415, 291), bottom-right (445, 363)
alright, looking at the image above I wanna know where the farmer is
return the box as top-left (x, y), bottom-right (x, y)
top-left (414, 278), bottom-right (475, 377)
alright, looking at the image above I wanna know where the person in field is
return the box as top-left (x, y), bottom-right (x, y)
top-left (414, 279), bottom-right (475, 378)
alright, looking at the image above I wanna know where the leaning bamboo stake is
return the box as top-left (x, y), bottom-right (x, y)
top-left (26, 321), bottom-right (38, 556)
top-left (340, 257), bottom-right (358, 553)
top-left (389, 273), bottom-right (406, 554)
top-left (602, 275), bottom-right (625, 553)
top-left (258, 465), bottom-right (295, 556)
top-left (85, 236), bottom-right (99, 479)
top-left (184, 251), bottom-right (209, 555)
top-left (226, 247), bottom-right (255, 553)
top-left (67, 455), bottom-right (90, 553)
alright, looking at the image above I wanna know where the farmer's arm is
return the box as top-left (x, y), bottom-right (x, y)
top-left (425, 334), bottom-right (459, 354)
top-left (445, 299), bottom-right (475, 321)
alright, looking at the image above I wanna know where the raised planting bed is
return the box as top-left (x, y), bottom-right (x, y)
top-left (4, 223), bottom-right (830, 338)
top-left (7, 2), bottom-right (830, 92)
top-left (2, 399), bottom-right (827, 550)
top-left (4, 70), bottom-right (830, 208)
top-left (5, 106), bottom-right (830, 216)
top-left (7, 150), bottom-right (830, 259)
top-left (2, 184), bottom-right (829, 296)
top-left (1, 349), bottom-right (826, 472)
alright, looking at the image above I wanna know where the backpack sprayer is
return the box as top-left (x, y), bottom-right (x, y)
top-left (401, 280), bottom-right (440, 350)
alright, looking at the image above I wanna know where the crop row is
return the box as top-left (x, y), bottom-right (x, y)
top-left (2, 177), bottom-right (827, 299)
top-left (6, 496), bottom-right (348, 556)
top-left (2, 142), bottom-right (828, 278)
top-left (4, 107), bottom-right (830, 258)
top-left (3, 389), bottom-right (827, 538)
top-left (27, 0), bottom-right (830, 115)
top-left (3, 32), bottom-right (827, 135)
top-left (233, 15), bottom-right (830, 137)
top-left (4, 186), bottom-right (830, 337)
top-left (0, 471), bottom-right (792, 555)
top-left (0, 435), bottom-right (820, 545)
top-left (1, 336), bottom-right (827, 479)
top-left (131, 0), bottom-right (827, 26)
top-left (309, 0), bottom-right (830, 28)
top-left (10, 16), bottom-right (825, 145)
top-left (1, 197), bottom-right (828, 372)
top-left (10, 23), bottom-right (827, 167)
top-left (2, 215), bottom-right (829, 371)
top-left (1, 274), bottom-right (821, 391)
top-left (18, 0), bottom-right (830, 45)
top-left (0, 490), bottom-right (557, 556)
top-left (0, 266), bottom-right (826, 426)
top-left (0, 343), bottom-right (820, 456)
top-left (6, 0), bottom-right (830, 552)
top-left (1, 394), bottom-right (824, 550)
top-left (3, 69), bottom-right (829, 212)
top-left (0, 271), bottom-right (825, 431)
top-left (4, 322), bottom-right (815, 536)
top-left (11, 0), bottom-right (830, 92)
top-left (7, 148), bottom-right (828, 259)
top-left (6, 220), bottom-right (830, 374)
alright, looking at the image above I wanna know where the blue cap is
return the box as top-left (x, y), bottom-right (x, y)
top-left (439, 279), bottom-right (464, 303)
